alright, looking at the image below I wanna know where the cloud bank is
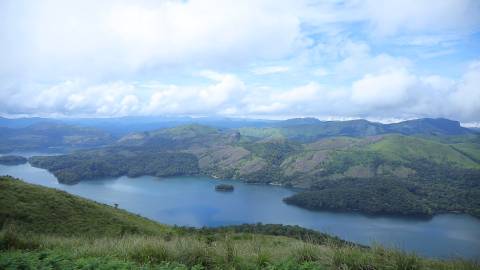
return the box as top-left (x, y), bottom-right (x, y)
top-left (0, 0), bottom-right (479, 122)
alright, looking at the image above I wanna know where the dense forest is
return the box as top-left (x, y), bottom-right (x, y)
top-left (284, 160), bottom-right (480, 217)
top-left (29, 147), bottom-right (199, 184)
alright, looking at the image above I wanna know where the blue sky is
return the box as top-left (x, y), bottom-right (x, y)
top-left (0, 0), bottom-right (479, 123)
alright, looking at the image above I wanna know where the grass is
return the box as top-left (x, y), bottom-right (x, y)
top-left (1, 176), bottom-right (479, 270)
top-left (2, 229), bottom-right (478, 270)
top-left (0, 176), bottom-right (171, 236)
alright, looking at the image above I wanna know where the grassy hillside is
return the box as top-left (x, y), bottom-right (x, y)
top-left (1, 176), bottom-right (479, 270)
top-left (450, 143), bottom-right (480, 163)
top-left (0, 176), bottom-right (169, 236)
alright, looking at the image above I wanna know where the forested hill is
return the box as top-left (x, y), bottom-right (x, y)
top-left (28, 119), bottom-right (480, 218)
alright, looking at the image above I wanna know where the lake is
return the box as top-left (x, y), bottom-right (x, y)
top-left (1, 161), bottom-right (480, 260)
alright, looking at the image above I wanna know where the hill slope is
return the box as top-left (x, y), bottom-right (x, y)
top-left (0, 176), bottom-right (169, 236)
top-left (1, 176), bottom-right (478, 270)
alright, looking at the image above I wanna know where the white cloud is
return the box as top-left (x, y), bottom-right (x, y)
top-left (141, 71), bottom-right (246, 115)
top-left (4, 0), bottom-right (476, 80)
top-left (0, 71), bottom-right (246, 117)
top-left (301, 38), bottom-right (412, 80)
top-left (313, 68), bottom-right (329, 77)
top-left (1, 63), bottom-right (480, 121)
top-left (359, 0), bottom-right (480, 36)
top-left (251, 66), bottom-right (290, 75)
top-left (448, 61), bottom-right (480, 120)
top-left (247, 102), bottom-right (286, 114)
top-left (0, 0), bottom-right (305, 80)
top-left (351, 69), bottom-right (416, 108)
top-left (344, 62), bottom-right (480, 121)
top-left (0, 0), bottom-right (479, 121)
top-left (243, 82), bottom-right (349, 116)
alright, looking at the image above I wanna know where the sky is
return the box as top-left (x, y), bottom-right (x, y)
top-left (0, 0), bottom-right (479, 123)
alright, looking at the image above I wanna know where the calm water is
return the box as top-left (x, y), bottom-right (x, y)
top-left (1, 161), bottom-right (480, 260)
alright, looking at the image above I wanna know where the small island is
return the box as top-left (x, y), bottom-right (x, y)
top-left (0, 155), bottom-right (28, 165)
top-left (215, 184), bottom-right (234, 192)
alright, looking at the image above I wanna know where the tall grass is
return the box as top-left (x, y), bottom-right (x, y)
top-left (1, 229), bottom-right (479, 270)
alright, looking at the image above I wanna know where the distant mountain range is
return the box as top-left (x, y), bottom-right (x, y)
top-left (0, 116), bottom-right (273, 135)
top-left (0, 122), bottom-right (113, 153)
top-left (241, 117), bottom-right (475, 142)
top-left (0, 116), bottom-right (475, 139)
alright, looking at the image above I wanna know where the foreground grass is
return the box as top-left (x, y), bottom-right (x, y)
top-left (1, 176), bottom-right (479, 269)
top-left (1, 228), bottom-right (478, 270)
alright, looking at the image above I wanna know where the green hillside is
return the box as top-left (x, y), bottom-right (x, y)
top-left (367, 135), bottom-right (480, 169)
top-left (0, 176), bottom-right (169, 236)
top-left (450, 143), bottom-right (480, 163)
top-left (1, 176), bottom-right (478, 270)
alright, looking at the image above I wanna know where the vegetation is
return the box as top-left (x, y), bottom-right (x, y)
top-left (29, 147), bottom-right (199, 184)
top-left (285, 159), bottom-right (480, 218)
top-left (0, 155), bottom-right (27, 165)
top-left (0, 176), bottom-right (170, 236)
top-left (177, 223), bottom-right (351, 247)
top-left (1, 176), bottom-right (479, 270)
top-left (284, 178), bottom-right (433, 216)
top-left (215, 184), bottom-right (234, 192)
